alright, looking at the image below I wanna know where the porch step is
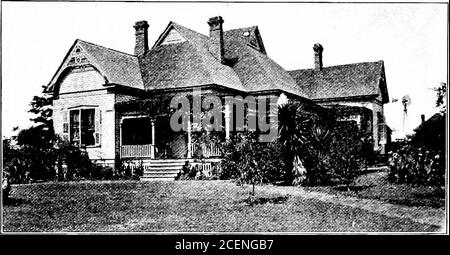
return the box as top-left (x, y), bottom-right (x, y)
top-left (141, 159), bottom-right (187, 181)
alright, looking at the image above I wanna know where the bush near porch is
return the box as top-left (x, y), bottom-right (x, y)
top-left (2, 134), bottom-right (140, 184)
top-left (218, 101), bottom-right (376, 188)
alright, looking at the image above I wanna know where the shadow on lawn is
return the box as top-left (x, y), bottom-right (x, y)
top-left (333, 184), bottom-right (375, 192)
top-left (240, 195), bottom-right (290, 207)
top-left (3, 197), bottom-right (30, 207)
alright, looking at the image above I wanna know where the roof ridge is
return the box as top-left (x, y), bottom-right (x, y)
top-left (76, 39), bottom-right (137, 57)
top-left (224, 26), bottom-right (257, 33)
top-left (289, 60), bottom-right (383, 72)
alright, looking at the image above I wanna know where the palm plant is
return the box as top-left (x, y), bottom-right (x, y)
top-left (278, 101), bottom-right (331, 185)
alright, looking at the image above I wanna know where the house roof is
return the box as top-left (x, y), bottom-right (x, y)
top-left (46, 20), bottom-right (388, 103)
top-left (77, 40), bottom-right (144, 89)
top-left (139, 22), bottom-right (306, 97)
top-left (288, 61), bottom-right (389, 103)
top-left (139, 22), bottom-right (245, 91)
top-left (223, 27), bottom-right (308, 97)
top-left (413, 112), bottom-right (443, 133)
top-left (45, 39), bottom-right (144, 93)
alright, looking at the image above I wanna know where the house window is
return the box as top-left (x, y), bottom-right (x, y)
top-left (69, 108), bottom-right (96, 146)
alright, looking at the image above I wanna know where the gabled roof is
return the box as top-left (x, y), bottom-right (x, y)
top-left (139, 22), bottom-right (245, 91)
top-left (46, 19), bottom-right (388, 104)
top-left (139, 22), bottom-right (306, 97)
top-left (224, 26), bottom-right (266, 55)
top-left (288, 61), bottom-right (389, 103)
top-left (78, 40), bottom-right (144, 89)
top-left (45, 39), bottom-right (144, 93)
top-left (153, 22), bottom-right (209, 48)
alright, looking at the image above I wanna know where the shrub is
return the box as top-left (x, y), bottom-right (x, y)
top-left (388, 142), bottom-right (445, 186)
top-left (180, 164), bottom-right (199, 180)
top-left (327, 122), bottom-right (366, 187)
top-left (387, 83), bottom-right (446, 187)
top-left (279, 102), bottom-right (370, 187)
top-left (180, 162), bottom-right (221, 180)
top-left (114, 158), bottom-right (144, 180)
top-left (220, 132), bottom-right (287, 193)
top-left (3, 135), bottom-right (119, 183)
top-left (56, 139), bottom-right (94, 180)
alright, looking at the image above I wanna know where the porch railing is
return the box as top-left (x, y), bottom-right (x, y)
top-left (120, 144), bottom-right (155, 158)
top-left (190, 143), bottom-right (221, 158)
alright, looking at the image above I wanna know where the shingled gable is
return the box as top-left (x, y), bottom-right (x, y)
top-left (45, 39), bottom-right (144, 95)
top-left (288, 61), bottom-right (389, 103)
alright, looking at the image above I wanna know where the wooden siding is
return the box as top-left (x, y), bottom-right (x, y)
top-left (53, 89), bottom-right (115, 160)
top-left (59, 68), bottom-right (106, 94)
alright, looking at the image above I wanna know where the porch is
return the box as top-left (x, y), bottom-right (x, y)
top-left (119, 143), bottom-right (221, 159)
top-left (119, 116), bottom-right (224, 159)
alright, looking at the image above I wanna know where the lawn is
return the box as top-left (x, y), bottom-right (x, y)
top-left (305, 171), bottom-right (446, 208)
top-left (2, 179), bottom-right (442, 232)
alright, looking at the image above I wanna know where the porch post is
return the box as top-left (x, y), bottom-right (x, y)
top-left (224, 103), bottom-right (231, 140)
top-left (151, 119), bottom-right (155, 159)
top-left (187, 118), bottom-right (192, 158)
top-left (119, 120), bottom-right (123, 157)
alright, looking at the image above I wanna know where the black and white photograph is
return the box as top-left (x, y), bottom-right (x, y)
top-left (1, 0), bottom-right (448, 236)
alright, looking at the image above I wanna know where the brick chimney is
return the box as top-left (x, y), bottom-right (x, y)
top-left (421, 114), bottom-right (425, 123)
top-left (207, 16), bottom-right (224, 63)
top-left (134, 20), bottom-right (149, 56)
top-left (313, 43), bottom-right (323, 70)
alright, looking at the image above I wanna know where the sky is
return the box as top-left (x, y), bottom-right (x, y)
top-left (1, 1), bottom-right (447, 140)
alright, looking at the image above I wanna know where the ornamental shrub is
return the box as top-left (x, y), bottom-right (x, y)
top-left (220, 132), bottom-right (287, 191)
top-left (278, 101), bottom-right (371, 187)
top-left (388, 142), bottom-right (445, 186)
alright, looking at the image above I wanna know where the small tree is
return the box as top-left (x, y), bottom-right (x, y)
top-left (434, 82), bottom-right (446, 114)
top-left (221, 132), bottom-right (286, 196)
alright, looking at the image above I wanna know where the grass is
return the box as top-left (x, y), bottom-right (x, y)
top-left (3, 179), bottom-right (442, 232)
top-left (305, 171), bottom-right (446, 208)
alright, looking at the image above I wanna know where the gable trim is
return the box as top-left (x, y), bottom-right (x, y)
top-left (68, 104), bottom-right (100, 109)
top-left (312, 94), bottom-right (379, 103)
top-left (51, 64), bottom-right (109, 98)
top-left (153, 22), bottom-right (187, 48)
top-left (46, 40), bottom-right (111, 96)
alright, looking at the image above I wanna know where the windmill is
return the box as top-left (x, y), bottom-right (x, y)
top-left (401, 95), bottom-right (412, 138)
